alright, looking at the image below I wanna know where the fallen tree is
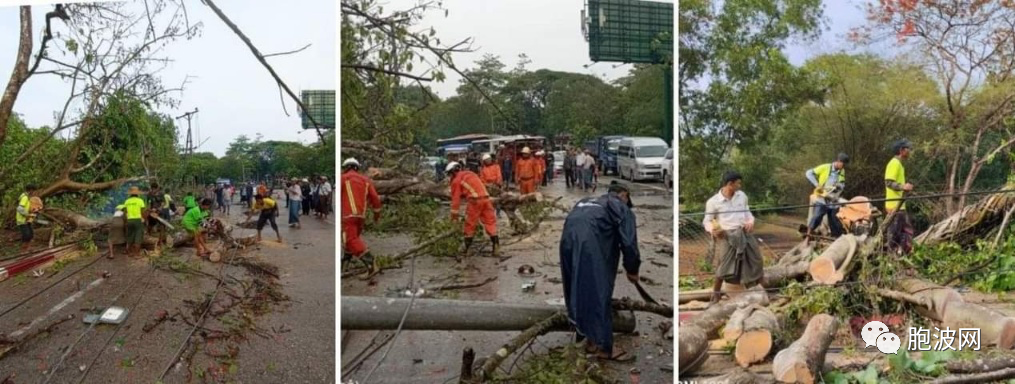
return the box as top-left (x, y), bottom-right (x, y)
top-left (915, 184), bottom-right (1015, 247)
top-left (807, 235), bottom-right (861, 285)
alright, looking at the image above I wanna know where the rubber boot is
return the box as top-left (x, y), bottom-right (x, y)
top-left (359, 252), bottom-right (380, 280)
top-left (491, 236), bottom-right (500, 258)
top-left (459, 237), bottom-right (474, 261)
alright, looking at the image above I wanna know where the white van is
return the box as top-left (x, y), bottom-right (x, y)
top-left (616, 137), bottom-right (670, 181)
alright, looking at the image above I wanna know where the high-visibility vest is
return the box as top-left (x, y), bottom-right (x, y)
top-left (812, 163), bottom-right (845, 188)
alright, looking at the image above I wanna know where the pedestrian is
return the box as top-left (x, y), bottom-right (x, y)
top-left (885, 139), bottom-right (915, 255)
top-left (575, 150), bottom-right (587, 190)
top-left (544, 150), bottom-right (555, 184)
top-left (215, 183), bottom-right (227, 215)
top-left (501, 150), bottom-right (513, 188)
top-left (564, 149), bottom-right (575, 188)
top-left (317, 176), bottom-right (333, 219)
top-left (703, 171), bottom-right (764, 303)
top-left (805, 153), bottom-right (849, 239)
top-left (15, 184), bottom-right (40, 252)
top-left (183, 198), bottom-right (212, 258)
top-left (301, 178), bottom-right (312, 216)
top-left (287, 177), bottom-right (302, 229)
top-left (515, 147), bottom-right (540, 194)
top-left (341, 158), bottom-right (383, 279)
top-left (250, 193), bottom-right (282, 244)
top-left (246, 182), bottom-right (255, 209)
top-left (117, 186), bottom-right (147, 258)
top-left (239, 183), bottom-right (248, 205)
top-left (587, 154), bottom-right (599, 193)
top-left (446, 161), bottom-right (499, 259)
top-left (204, 184), bottom-right (217, 216)
top-left (559, 180), bottom-right (641, 361)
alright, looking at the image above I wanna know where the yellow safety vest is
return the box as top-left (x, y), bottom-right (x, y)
top-left (16, 193), bottom-right (30, 225)
top-left (812, 163), bottom-right (845, 188)
top-left (118, 196), bottom-right (146, 220)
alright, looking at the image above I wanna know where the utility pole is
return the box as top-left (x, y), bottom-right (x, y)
top-left (175, 108), bottom-right (199, 155)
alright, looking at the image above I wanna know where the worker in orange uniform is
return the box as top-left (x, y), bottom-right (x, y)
top-left (479, 153), bottom-right (503, 188)
top-left (534, 150), bottom-right (546, 186)
top-left (340, 158), bottom-right (383, 279)
top-left (446, 161), bottom-right (499, 259)
top-left (514, 147), bottom-right (541, 194)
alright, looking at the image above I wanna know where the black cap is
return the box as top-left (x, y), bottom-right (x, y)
top-left (837, 152), bottom-right (850, 164)
top-left (608, 181), bottom-right (634, 208)
top-left (893, 139), bottom-right (912, 154)
top-left (721, 170), bottom-right (742, 187)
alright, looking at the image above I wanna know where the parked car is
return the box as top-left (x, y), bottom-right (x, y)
top-left (662, 148), bottom-right (673, 190)
top-left (552, 150), bottom-right (564, 175)
top-left (617, 137), bottom-right (669, 181)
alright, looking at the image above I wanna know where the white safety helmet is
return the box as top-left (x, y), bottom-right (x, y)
top-left (342, 158), bottom-right (360, 168)
top-left (481, 153), bottom-right (492, 161)
top-left (521, 147), bottom-right (531, 154)
top-left (445, 161), bottom-right (462, 174)
top-left (536, 150), bottom-right (544, 156)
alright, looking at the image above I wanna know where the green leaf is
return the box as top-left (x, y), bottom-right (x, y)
top-left (824, 371), bottom-right (850, 384)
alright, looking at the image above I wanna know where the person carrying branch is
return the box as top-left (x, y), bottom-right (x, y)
top-left (885, 139), bottom-right (915, 255)
top-left (559, 181), bottom-right (641, 362)
top-left (804, 153), bottom-right (850, 240)
top-left (117, 186), bottom-right (147, 258)
top-left (341, 158), bottom-right (383, 279)
top-left (446, 161), bottom-right (499, 259)
top-left (703, 171), bottom-right (764, 304)
top-left (182, 198), bottom-right (212, 258)
top-left (250, 193), bottom-right (282, 244)
top-left (15, 184), bottom-right (40, 252)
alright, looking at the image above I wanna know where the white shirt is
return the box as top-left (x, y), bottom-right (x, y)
top-left (703, 189), bottom-right (755, 232)
top-left (584, 156), bottom-right (596, 169)
top-left (576, 153), bottom-right (586, 167)
top-left (320, 182), bottom-right (333, 195)
top-left (288, 184), bottom-right (302, 202)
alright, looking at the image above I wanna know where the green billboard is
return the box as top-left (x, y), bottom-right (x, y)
top-left (585, 0), bottom-right (673, 64)
top-left (301, 90), bottom-right (335, 130)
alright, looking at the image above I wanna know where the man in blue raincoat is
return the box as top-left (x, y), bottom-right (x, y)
top-left (559, 181), bottom-right (641, 361)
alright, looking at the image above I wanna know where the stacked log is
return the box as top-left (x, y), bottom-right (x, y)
top-left (771, 314), bottom-right (838, 384)
top-left (678, 287), bottom-right (769, 375)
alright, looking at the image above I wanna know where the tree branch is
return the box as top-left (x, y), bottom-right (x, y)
top-left (342, 64), bottom-right (434, 82)
top-left (263, 43), bottom-right (312, 58)
top-left (0, 7), bottom-right (34, 147)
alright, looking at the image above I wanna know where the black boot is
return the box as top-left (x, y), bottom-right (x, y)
top-left (359, 252), bottom-right (380, 280)
top-left (490, 235), bottom-right (500, 258)
top-left (460, 237), bottom-right (473, 261)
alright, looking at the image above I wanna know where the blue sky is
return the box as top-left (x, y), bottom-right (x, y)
top-left (0, 0), bottom-right (335, 157)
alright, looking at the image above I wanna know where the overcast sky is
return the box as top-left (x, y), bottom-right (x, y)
top-left (783, 0), bottom-right (871, 65)
top-left (416, 0), bottom-right (673, 98)
top-left (0, 0), bottom-right (334, 157)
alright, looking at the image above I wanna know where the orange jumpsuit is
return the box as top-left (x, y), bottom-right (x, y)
top-left (535, 155), bottom-right (545, 184)
top-left (515, 157), bottom-right (541, 194)
top-left (451, 171), bottom-right (497, 238)
top-left (480, 164), bottom-right (503, 187)
top-left (341, 170), bottom-right (382, 257)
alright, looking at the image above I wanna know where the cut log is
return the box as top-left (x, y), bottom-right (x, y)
top-left (696, 367), bottom-right (775, 384)
top-left (941, 300), bottom-right (1015, 349)
top-left (678, 287), bottom-right (769, 376)
top-left (761, 242), bottom-right (816, 288)
top-left (808, 235), bottom-right (859, 285)
top-left (945, 354), bottom-right (1015, 373)
top-left (928, 368), bottom-right (1015, 384)
top-left (723, 305), bottom-right (780, 367)
top-left (898, 278), bottom-right (963, 322)
top-left (772, 313), bottom-right (838, 384)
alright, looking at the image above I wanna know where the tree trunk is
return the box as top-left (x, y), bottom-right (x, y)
top-left (898, 278), bottom-right (963, 321)
top-left (808, 235), bottom-right (859, 284)
top-left (915, 183), bottom-right (1015, 247)
top-left (941, 300), bottom-right (1015, 349)
top-left (761, 242), bottom-right (816, 288)
top-left (929, 368), bottom-right (1015, 384)
top-left (38, 177), bottom-right (143, 198)
top-left (0, 6), bottom-right (32, 148)
top-left (945, 354), bottom-right (1015, 373)
top-left (772, 314), bottom-right (838, 384)
top-left (678, 287), bottom-right (769, 375)
top-left (40, 208), bottom-right (109, 229)
top-left (723, 305), bottom-right (780, 367)
top-left (696, 367), bottom-right (775, 384)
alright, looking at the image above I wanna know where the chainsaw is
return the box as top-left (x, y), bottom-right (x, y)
top-left (814, 184), bottom-right (845, 205)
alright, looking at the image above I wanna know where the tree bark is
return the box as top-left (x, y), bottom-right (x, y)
top-left (40, 208), bottom-right (109, 229)
top-left (945, 354), bottom-right (1015, 373)
top-left (760, 242), bottom-right (816, 288)
top-left (929, 368), bottom-right (1015, 384)
top-left (0, 6), bottom-right (32, 148)
top-left (915, 183), bottom-right (1015, 247)
top-left (771, 314), bottom-right (838, 384)
top-left (898, 278), bottom-right (963, 322)
top-left (478, 312), bottom-right (567, 381)
top-left (38, 177), bottom-right (143, 198)
top-left (695, 367), bottom-right (775, 384)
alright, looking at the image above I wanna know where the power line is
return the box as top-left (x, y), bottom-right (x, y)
top-left (679, 187), bottom-right (1014, 218)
